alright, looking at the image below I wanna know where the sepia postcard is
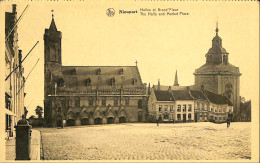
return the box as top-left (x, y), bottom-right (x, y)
top-left (0, 0), bottom-right (259, 162)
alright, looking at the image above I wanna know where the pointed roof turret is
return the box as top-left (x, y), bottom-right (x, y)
top-left (174, 70), bottom-right (179, 86)
top-left (49, 10), bottom-right (57, 31)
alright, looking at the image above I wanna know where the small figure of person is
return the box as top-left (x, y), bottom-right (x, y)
top-left (157, 119), bottom-right (159, 126)
top-left (227, 119), bottom-right (230, 128)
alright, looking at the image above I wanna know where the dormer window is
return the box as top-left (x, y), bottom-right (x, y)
top-left (57, 78), bottom-right (64, 87)
top-left (119, 68), bottom-right (124, 75)
top-left (111, 77), bottom-right (115, 86)
top-left (97, 68), bottom-right (101, 75)
top-left (133, 78), bottom-right (137, 85)
top-left (85, 78), bottom-right (91, 86)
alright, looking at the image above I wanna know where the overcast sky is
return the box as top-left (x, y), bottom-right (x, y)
top-left (2, 1), bottom-right (259, 117)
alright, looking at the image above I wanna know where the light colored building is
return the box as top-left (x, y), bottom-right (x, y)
top-left (148, 90), bottom-right (174, 122)
top-left (5, 4), bottom-right (25, 139)
top-left (44, 14), bottom-right (148, 127)
top-left (148, 88), bottom-right (233, 123)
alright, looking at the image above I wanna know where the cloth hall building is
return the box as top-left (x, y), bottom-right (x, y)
top-left (44, 15), bottom-right (147, 127)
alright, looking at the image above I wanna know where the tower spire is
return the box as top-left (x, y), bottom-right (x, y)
top-left (174, 70), bottom-right (179, 86)
top-left (215, 17), bottom-right (219, 35)
top-left (51, 9), bottom-right (54, 19)
top-left (49, 9), bottom-right (57, 31)
top-left (158, 79), bottom-right (160, 90)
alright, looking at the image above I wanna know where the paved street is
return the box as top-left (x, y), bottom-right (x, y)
top-left (37, 122), bottom-right (251, 160)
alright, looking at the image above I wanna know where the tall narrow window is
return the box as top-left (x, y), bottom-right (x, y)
top-left (170, 105), bottom-right (173, 112)
top-left (89, 98), bottom-right (93, 106)
top-left (159, 105), bottom-right (162, 112)
top-left (125, 98), bottom-right (129, 106)
top-left (114, 98), bottom-right (118, 106)
top-left (188, 104), bottom-right (192, 111)
top-left (85, 78), bottom-right (91, 86)
top-left (102, 99), bottom-right (106, 106)
top-left (111, 77), bottom-right (115, 86)
top-left (183, 105), bottom-right (186, 112)
top-left (75, 98), bottom-right (80, 107)
top-left (164, 105), bottom-right (168, 112)
top-left (138, 100), bottom-right (142, 108)
top-left (188, 113), bottom-right (191, 119)
top-left (177, 105), bottom-right (181, 112)
top-left (177, 114), bottom-right (181, 120)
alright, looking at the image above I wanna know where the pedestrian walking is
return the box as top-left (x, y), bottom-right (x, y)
top-left (227, 120), bottom-right (230, 128)
top-left (157, 119), bottom-right (159, 126)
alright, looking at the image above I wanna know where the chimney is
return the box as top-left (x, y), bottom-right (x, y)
top-left (18, 50), bottom-right (22, 71)
top-left (12, 4), bottom-right (17, 13)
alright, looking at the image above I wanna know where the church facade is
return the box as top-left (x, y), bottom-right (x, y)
top-left (44, 16), bottom-right (148, 127)
top-left (194, 26), bottom-right (241, 120)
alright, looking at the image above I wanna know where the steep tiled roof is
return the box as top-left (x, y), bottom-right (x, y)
top-left (171, 90), bottom-right (193, 100)
top-left (189, 90), bottom-right (207, 101)
top-left (195, 63), bottom-right (240, 75)
top-left (154, 90), bottom-right (174, 101)
top-left (59, 66), bottom-right (143, 90)
top-left (204, 90), bottom-right (232, 106)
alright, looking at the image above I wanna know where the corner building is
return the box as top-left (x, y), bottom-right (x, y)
top-left (5, 4), bottom-right (25, 138)
top-left (194, 26), bottom-right (241, 120)
top-left (44, 16), bottom-right (147, 127)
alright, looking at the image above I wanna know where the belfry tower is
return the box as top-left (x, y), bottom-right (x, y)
top-left (194, 24), bottom-right (241, 118)
top-left (44, 12), bottom-right (62, 125)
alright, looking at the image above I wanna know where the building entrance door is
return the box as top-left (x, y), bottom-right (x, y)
top-left (183, 114), bottom-right (186, 122)
top-left (57, 120), bottom-right (62, 127)
top-left (107, 117), bottom-right (114, 124)
top-left (94, 118), bottom-right (103, 125)
top-left (119, 116), bottom-right (126, 123)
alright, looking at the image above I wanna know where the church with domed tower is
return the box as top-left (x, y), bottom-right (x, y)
top-left (194, 24), bottom-right (241, 120)
top-left (44, 14), bottom-right (148, 127)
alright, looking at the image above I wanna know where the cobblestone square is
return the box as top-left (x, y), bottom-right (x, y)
top-left (37, 122), bottom-right (251, 160)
